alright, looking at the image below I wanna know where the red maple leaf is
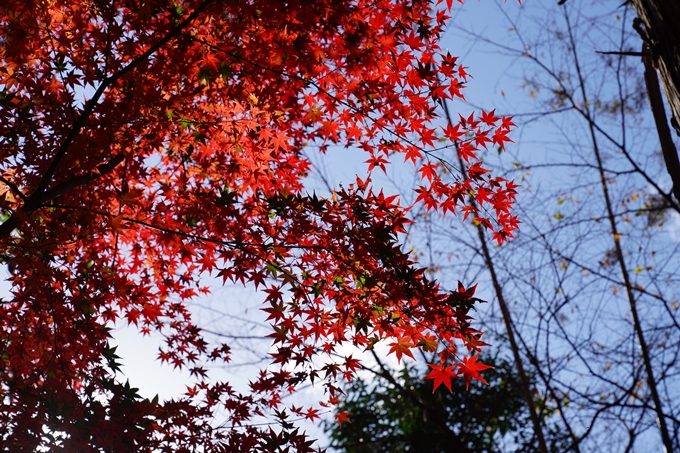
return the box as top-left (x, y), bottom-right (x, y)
top-left (426, 362), bottom-right (458, 393)
top-left (388, 336), bottom-right (417, 364)
top-left (0, 0), bottom-right (520, 449)
top-left (305, 407), bottom-right (321, 421)
top-left (480, 109), bottom-right (499, 126)
top-left (336, 411), bottom-right (352, 427)
top-left (457, 354), bottom-right (494, 390)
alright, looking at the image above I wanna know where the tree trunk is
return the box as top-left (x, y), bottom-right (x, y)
top-left (631, 0), bottom-right (680, 138)
top-left (641, 43), bottom-right (680, 203)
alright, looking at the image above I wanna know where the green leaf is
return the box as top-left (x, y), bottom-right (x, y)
top-left (356, 271), bottom-right (371, 289)
top-left (102, 342), bottom-right (123, 373)
top-left (218, 188), bottom-right (238, 205)
top-left (218, 63), bottom-right (233, 81)
top-left (266, 261), bottom-right (281, 277)
top-left (185, 216), bottom-right (199, 228)
top-left (198, 68), bottom-right (212, 86)
top-left (352, 314), bottom-right (372, 335)
top-left (312, 280), bottom-right (326, 297)
top-left (178, 116), bottom-right (192, 129)
top-left (173, 2), bottom-right (183, 17)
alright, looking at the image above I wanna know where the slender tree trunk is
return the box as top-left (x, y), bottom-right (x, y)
top-left (473, 222), bottom-right (550, 453)
top-left (564, 10), bottom-right (675, 452)
top-left (631, 0), bottom-right (680, 138)
top-left (444, 103), bottom-right (550, 453)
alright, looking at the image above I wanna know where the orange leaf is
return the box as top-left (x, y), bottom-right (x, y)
top-left (388, 336), bottom-right (416, 364)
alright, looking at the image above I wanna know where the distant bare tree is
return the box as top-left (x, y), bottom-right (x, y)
top-left (397, 1), bottom-right (680, 452)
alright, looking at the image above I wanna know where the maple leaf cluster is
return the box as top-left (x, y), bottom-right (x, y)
top-left (0, 0), bottom-right (518, 451)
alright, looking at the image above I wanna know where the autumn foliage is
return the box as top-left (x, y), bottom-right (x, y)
top-left (0, 0), bottom-right (517, 450)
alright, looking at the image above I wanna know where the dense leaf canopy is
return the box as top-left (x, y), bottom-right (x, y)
top-left (327, 354), bottom-right (570, 453)
top-left (0, 0), bottom-right (517, 450)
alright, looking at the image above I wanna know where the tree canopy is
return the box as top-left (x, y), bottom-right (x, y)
top-left (327, 353), bottom-right (571, 453)
top-left (0, 0), bottom-right (518, 451)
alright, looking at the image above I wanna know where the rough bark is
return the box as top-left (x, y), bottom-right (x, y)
top-left (631, 0), bottom-right (680, 138)
top-left (641, 43), bottom-right (680, 203)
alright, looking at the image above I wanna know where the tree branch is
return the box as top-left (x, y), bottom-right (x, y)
top-left (0, 0), bottom-right (217, 240)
